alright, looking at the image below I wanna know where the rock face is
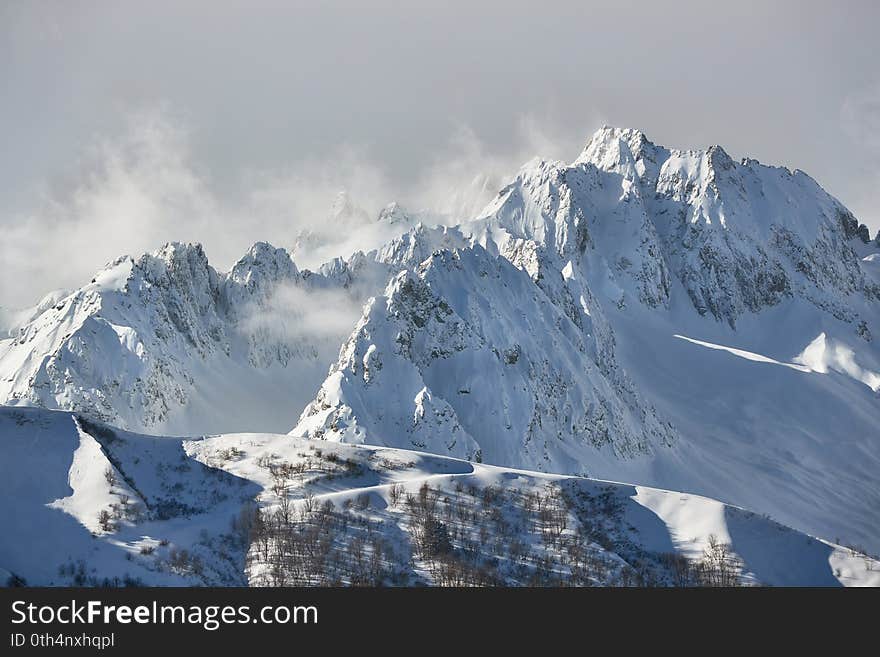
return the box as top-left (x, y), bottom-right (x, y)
top-left (0, 241), bottom-right (342, 434)
top-left (469, 126), bottom-right (877, 327)
top-left (293, 239), bottom-right (675, 473)
top-left (0, 224), bottom-right (475, 437)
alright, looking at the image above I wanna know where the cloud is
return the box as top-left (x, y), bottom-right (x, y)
top-left (0, 107), bottom-right (589, 309)
top-left (0, 108), bottom-right (218, 308)
top-left (411, 116), bottom-right (582, 222)
top-left (240, 282), bottom-right (362, 352)
top-left (841, 84), bottom-right (880, 232)
top-left (841, 84), bottom-right (880, 153)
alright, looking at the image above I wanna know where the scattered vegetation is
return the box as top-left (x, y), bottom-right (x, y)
top-left (241, 458), bottom-right (748, 587)
top-left (65, 438), bottom-right (754, 587)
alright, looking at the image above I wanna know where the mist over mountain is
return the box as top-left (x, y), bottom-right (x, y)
top-left (2, 127), bottom-right (879, 586)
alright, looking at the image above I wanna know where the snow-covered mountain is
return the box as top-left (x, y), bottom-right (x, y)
top-left (2, 406), bottom-right (876, 587)
top-left (294, 240), bottom-right (674, 470)
top-left (2, 126), bottom-right (879, 569)
top-left (0, 289), bottom-right (71, 337)
top-left (291, 194), bottom-right (447, 272)
top-left (293, 128), bottom-right (880, 554)
top-left (0, 241), bottom-right (357, 435)
top-left (470, 126), bottom-right (877, 325)
top-left (292, 191), bottom-right (371, 263)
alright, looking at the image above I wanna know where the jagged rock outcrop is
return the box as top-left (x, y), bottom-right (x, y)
top-left (0, 241), bottom-right (329, 433)
top-left (468, 126), bottom-right (878, 327)
top-left (293, 243), bottom-right (674, 472)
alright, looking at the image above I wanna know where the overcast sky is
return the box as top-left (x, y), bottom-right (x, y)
top-left (2, 1), bottom-right (879, 308)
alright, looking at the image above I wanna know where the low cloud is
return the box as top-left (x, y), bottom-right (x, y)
top-left (241, 282), bottom-right (363, 353)
top-left (0, 107), bottom-right (585, 309)
top-left (841, 84), bottom-right (880, 233)
top-left (410, 117), bottom-right (579, 222)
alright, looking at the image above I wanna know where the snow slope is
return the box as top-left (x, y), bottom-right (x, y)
top-left (1, 406), bottom-right (875, 587)
top-left (0, 406), bottom-right (258, 586)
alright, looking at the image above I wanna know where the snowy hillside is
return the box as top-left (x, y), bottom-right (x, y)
top-left (0, 406), bottom-right (257, 586)
top-left (2, 406), bottom-right (876, 587)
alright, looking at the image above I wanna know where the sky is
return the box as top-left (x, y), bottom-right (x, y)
top-left (2, 0), bottom-right (879, 308)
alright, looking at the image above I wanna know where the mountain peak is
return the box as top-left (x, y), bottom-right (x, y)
top-left (377, 202), bottom-right (413, 225)
top-left (578, 127), bottom-right (737, 176)
top-left (228, 242), bottom-right (298, 285)
top-left (574, 125), bottom-right (661, 178)
top-left (153, 240), bottom-right (206, 260)
top-left (588, 125), bottom-right (651, 147)
top-left (706, 143), bottom-right (734, 170)
top-left (328, 190), bottom-right (369, 226)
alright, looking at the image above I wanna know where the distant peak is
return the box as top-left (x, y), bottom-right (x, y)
top-left (326, 190), bottom-right (370, 229)
top-left (331, 189), bottom-right (352, 207)
top-left (377, 202), bottom-right (412, 225)
top-left (330, 190), bottom-right (363, 216)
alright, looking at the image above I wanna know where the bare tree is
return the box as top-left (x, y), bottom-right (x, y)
top-left (389, 483), bottom-right (404, 507)
top-left (697, 535), bottom-right (743, 587)
top-left (98, 509), bottom-right (115, 532)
